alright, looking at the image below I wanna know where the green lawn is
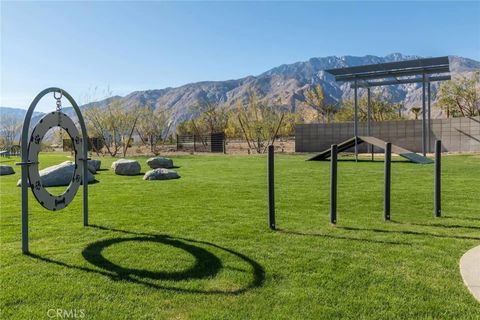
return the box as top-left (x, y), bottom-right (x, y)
top-left (1, 152), bottom-right (479, 319)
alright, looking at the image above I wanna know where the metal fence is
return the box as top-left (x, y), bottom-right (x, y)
top-left (63, 137), bottom-right (104, 152)
top-left (176, 133), bottom-right (225, 153)
top-left (0, 145), bottom-right (20, 157)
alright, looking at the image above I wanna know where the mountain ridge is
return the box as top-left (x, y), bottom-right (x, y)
top-left (2, 53), bottom-right (479, 135)
top-left (0, 106), bottom-right (45, 120)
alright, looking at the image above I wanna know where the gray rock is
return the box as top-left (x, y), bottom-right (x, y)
top-left (111, 159), bottom-right (141, 176)
top-left (146, 157), bottom-right (174, 169)
top-left (88, 159), bottom-right (101, 171)
top-left (0, 165), bottom-right (15, 175)
top-left (143, 168), bottom-right (180, 180)
top-left (87, 163), bottom-right (96, 174)
top-left (17, 161), bottom-right (95, 187)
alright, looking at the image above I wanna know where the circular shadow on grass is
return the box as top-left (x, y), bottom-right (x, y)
top-left (28, 227), bottom-right (265, 295)
top-left (82, 235), bottom-right (222, 281)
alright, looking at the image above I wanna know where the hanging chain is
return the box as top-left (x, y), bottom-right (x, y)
top-left (54, 90), bottom-right (63, 112)
top-left (54, 90), bottom-right (63, 149)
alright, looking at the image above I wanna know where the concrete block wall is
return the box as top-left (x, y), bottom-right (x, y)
top-left (295, 116), bottom-right (480, 153)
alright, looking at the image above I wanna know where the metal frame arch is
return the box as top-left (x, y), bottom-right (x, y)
top-left (20, 87), bottom-right (89, 254)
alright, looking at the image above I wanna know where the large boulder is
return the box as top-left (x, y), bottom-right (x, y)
top-left (146, 157), bottom-right (173, 169)
top-left (88, 159), bottom-right (101, 171)
top-left (143, 168), bottom-right (180, 181)
top-left (0, 165), bottom-right (15, 175)
top-left (111, 159), bottom-right (141, 176)
top-left (87, 163), bottom-right (97, 174)
top-left (17, 161), bottom-right (95, 187)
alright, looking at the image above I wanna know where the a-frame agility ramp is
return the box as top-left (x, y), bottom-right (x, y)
top-left (307, 136), bottom-right (433, 164)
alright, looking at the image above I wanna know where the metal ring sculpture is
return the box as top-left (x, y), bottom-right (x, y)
top-left (19, 88), bottom-right (89, 253)
top-left (28, 111), bottom-right (83, 211)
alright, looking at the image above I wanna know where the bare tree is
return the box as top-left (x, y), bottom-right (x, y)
top-left (84, 99), bottom-right (141, 157)
top-left (437, 71), bottom-right (480, 117)
top-left (114, 101), bottom-right (142, 157)
top-left (136, 106), bottom-right (167, 154)
top-left (236, 89), bottom-right (285, 154)
top-left (335, 92), bottom-right (405, 122)
top-left (85, 105), bottom-right (119, 156)
top-left (302, 84), bottom-right (333, 123)
top-left (195, 99), bottom-right (230, 134)
top-left (0, 114), bottom-right (22, 148)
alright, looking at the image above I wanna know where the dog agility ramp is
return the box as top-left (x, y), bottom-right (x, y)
top-left (307, 137), bottom-right (357, 161)
top-left (307, 136), bottom-right (433, 164)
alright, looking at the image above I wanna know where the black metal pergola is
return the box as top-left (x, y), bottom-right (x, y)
top-left (325, 56), bottom-right (451, 158)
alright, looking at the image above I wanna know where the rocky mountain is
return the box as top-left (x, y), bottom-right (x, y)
top-left (0, 107), bottom-right (45, 121)
top-left (115, 53), bottom-right (480, 133)
top-left (3, 54), bottom-right (480, 135)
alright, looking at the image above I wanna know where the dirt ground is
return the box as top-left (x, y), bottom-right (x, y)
top-left (91, 138), bottom-right (297, 157)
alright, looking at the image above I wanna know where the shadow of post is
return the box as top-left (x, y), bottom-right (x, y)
top-left (338, 226), bottom-right (480, 241)
top-left (276, 228), bottom-right (411, 246)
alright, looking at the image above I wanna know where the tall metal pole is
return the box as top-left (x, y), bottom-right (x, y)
top-left (20, 144), bottom-right (29, 254)
top-left (427, 80), bottom-right (431, 153)
top-left (83, 139), bottom-right (89, 226)
top-left (422, 74), bottom-right (427, 156)
top-left (330, 144), bottom-right (337, 224)
top-left (268, 145), bottom-right (275, 229)
top-left (384, 142), bottom-right (391, 221)
top-left (354, 80), bottom-right (358, 161)
top-left (367, 87), bottom-right (373, 160)
top-left (434, 140), bottom-right (441, 217)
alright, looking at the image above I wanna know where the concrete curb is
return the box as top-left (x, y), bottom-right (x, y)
top-left (460, 245), bottom-right (480, 302)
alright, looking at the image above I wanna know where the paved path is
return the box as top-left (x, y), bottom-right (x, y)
top-left (460, 245), bottom-right (480, 302)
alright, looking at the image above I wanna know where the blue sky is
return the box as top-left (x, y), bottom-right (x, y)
top-left (1, 1), bottom-right (479, 112)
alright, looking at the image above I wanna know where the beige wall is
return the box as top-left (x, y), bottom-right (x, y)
top-left (295, 116), bottom-right (480, 153)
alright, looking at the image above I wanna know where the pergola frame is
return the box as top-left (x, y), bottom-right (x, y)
top-left (325, 56), bottom-right (451, 158)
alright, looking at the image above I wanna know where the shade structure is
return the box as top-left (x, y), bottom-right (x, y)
top-left (326, 56), bottom-right (450, 82)
top-left (325, 56), bottom-right (451, 158)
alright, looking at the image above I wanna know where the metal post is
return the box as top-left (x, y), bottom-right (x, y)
top-left (367, 87), bottom-right (373, 160)
top-left (176, 134), bottom-right (179, 150)
top-left (367, 88), bottom-right (371, 137)
top-left (193, 135), bottom-right (196, 152)
top-left (422, 74), bottom-right (426, 156)
top-left (268, 145), bottom-right (275, 229)
top-left (354, 80), bottom-right (358, 161)
top-left (223, 134), bottom-right (226, 154)
top-left (21, 150), bottom-right (29, 254)
top-left (384, 142), bottom-right (391, 221)
top-left (20, 92), bottom-right (34, 253)
top-left (435, 140), bottom-right (441, 217)
top-left (330, 144), bottom-right (337, 224)
top-left (83, 139), bottom-right (88, 226)
top-left (427, 80), bottom-right (431, 153)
